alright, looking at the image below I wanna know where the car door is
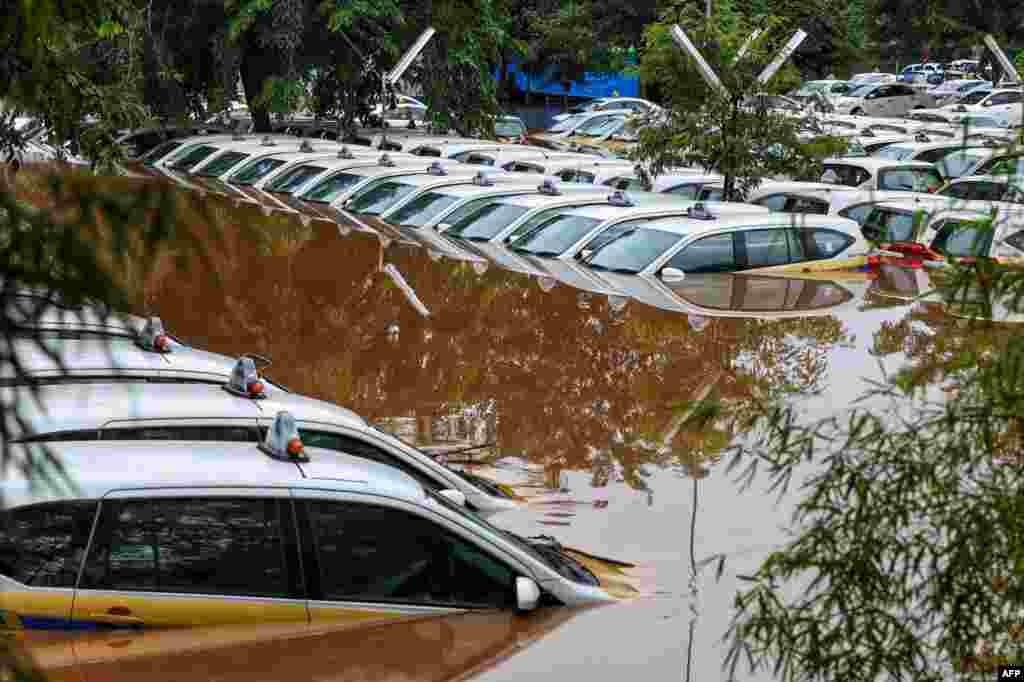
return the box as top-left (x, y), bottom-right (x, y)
top-left (868, 86), bottom-right (892, 116)
top-left (888, 85), bottom-right (915, 116)
top-left (0, 500), bottom-right (97, 629)
top-left (298, 493), bottom-right (523, 625)
top-left (71, 491), bottom-right (308, 628)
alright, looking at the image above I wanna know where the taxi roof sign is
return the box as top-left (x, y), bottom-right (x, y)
top-left (260, 411), bottom-right (308, 462)
top-left (607, 190), bottom-right (634, 207)
top-left (137, 316), bottom-right (172, 353)
top-left (537, 177), bottom-right (561, 195)
top-left (224, 356), bottom-right (267, 399)
top-left (473, 170), bottom-right (497, 186)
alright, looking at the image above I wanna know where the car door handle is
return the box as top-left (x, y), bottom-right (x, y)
top-left (88, 606), bottom-right (145, 626)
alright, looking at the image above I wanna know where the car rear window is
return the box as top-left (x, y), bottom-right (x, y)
top-left (302, 172), bottom-right (365, 203)
top-left (229, 158), bottom-right (287, 185)
top-left (265, 165), bottom-right (328, 194)
top-left (386, 192), bottom-right (461, 227)
top-left (168, 145), bottom-right (218, 171)
top-left (444, 202), bottom-right (531, 240)
top-left (347, 181), bottom-right (418, 215)
top-left (196, 152), bottom-right (248, 178)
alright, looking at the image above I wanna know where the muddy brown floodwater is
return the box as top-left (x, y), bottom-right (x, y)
top-left (20, 174), bottom-right (1017, 680)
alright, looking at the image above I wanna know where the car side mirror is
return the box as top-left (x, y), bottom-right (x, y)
top-left (438, 489), bottom-right (467, 507)
top-left (579, 249), bottom-right (594, 260)
top-left (661, 267), bottom-right (686, 283)
top-left (515, 576), bottom-right (541, 612)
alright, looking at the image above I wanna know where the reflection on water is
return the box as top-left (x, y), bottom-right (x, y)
top-left (142, 215), bottom-right (856, 489)
top-left (28, 609), bottom-right (581, 682)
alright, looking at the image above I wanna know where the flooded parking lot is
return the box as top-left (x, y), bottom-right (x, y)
top-left (95, 196), bottom-right (993, 680)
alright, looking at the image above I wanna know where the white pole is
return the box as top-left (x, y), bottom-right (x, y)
top-left (757, 29), bottom-right (808, 85)
top-left (670, 25), bottom-right (728, 97)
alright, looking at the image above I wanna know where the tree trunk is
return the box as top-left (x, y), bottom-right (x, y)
top-left (240, 48), bottom-right (276, 133)
top-left (723, 174), bottom-right (736, 203)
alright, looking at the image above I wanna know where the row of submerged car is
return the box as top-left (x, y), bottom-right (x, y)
top-left (2, 289), bottom-right (640, 633)
top-left (132, 115), bottom-right (1024, 279)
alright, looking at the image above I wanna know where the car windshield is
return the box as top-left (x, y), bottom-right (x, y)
top-left (961, 90), bottom-right (991, 104)
top-left (424, 489), bottom-right (597, 583)
top-left (142, 140), bottom-right (183, 165)
top-left (168, 145), bottom-right (218, 171)
top-left (548, 115), bottom-right (586, 133)
top-left (301, 172), bottom-right (365, 202)
top-left (793, 82), bottom-right (827, 96)
top-left (847, 84), bottom-right (877, 98)
top-left (229, 157), bottom-right (286, 185)
top-left (937, 150), bottom-right (990, 179)
top-left (575, 117), bottom-right (617, 135)
top-left (976, 154), bottom-right (1024, 177)
top-left (961, 116), bottom-right (1000, 128)
top-left (580, 118), bottom-right (625, 137)
top-left (584, 228), bottom-right (684, 273)
top-left (444, 202), bottom-right (531, 240)
top-left (387, 191), bottom-right (461, 227)
top-left (264, 165), bottom-right (327, 194)
top-left (495, 119), bottom-right (526, 137)
top-left (347, 180), bottom-right (419, 215)
top-left (508, 215), bottom-right (603, 257)
top-left (876, 146), bottom-right (915, 161)
top-left (195, 151), bottom-right (249, 177)
top-left (877, 167), bottom-right (943, 192)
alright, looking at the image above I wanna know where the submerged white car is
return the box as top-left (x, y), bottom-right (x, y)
top-left (0, 417), bottom-right (628, 632)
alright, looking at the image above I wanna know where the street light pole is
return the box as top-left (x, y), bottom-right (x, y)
top-left (706, 0), bottom-right (711, 19)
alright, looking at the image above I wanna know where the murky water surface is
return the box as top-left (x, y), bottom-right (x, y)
top-left (25, 176), bottom-right (1015, 680)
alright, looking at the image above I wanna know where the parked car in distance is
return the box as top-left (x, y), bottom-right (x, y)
top-left (579, 212), bottom-right (869, 278)
top-left (820, 158), bottom-right (944, 192)
top-left (936, 174), bottom-right (1024, 205)
top-left (831, 82), bottom-right (933, 117)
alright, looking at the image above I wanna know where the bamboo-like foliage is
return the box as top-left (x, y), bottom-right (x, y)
top-left (718, 257), bottom-right (1024, 679)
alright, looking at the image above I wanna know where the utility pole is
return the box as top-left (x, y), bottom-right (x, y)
top-left (706, 0), bottom-right (711, 20)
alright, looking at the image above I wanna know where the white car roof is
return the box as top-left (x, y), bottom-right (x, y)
top-left (823, 157), bottom-right (937, 172)
top-left (3, 440), bottom-right (424, 508)
top-left (630, 212), bottom-right (857, 237)
top-left (551, 200), bottom-right (770, 222)
top-left (3, 336), bottom-right (260, 385)
top-left (948, 173), bottom-right (1024, 187)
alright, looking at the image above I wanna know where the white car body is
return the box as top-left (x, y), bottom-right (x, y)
top-left (832, 82), bottom-right (933, 117)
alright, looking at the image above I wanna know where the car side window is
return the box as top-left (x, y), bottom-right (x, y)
top-left (666, 234), bottom-right (736, 273)
top-left (298, 430), bottom-right (441, 491)
top-left (916, 148), bottom-right (954, 163)
top-left (930, 220), bottom-right (994, 257)
top-left (305, 501), bottom-right (515, 609)
top-left (838, 203), bottom-right (876, 225)
top-left (803, 228), bottom-right (856, 259)
top-left (80, 498), bottom-right (296, 598)
top-left (0, 501), bottom-right (97, 587)
top-left (666, 184), bottom-right (700, 199)
top-left (783, 197), bottom-right (829, 214)
top-left (822, 165), bottom-right (868, 187)
top-left (741, 229), bottom-right (797, 268)
top-left (754, 194), bottom-right (788, 211)
top-left (103, 425), bottom-right (260, 442)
